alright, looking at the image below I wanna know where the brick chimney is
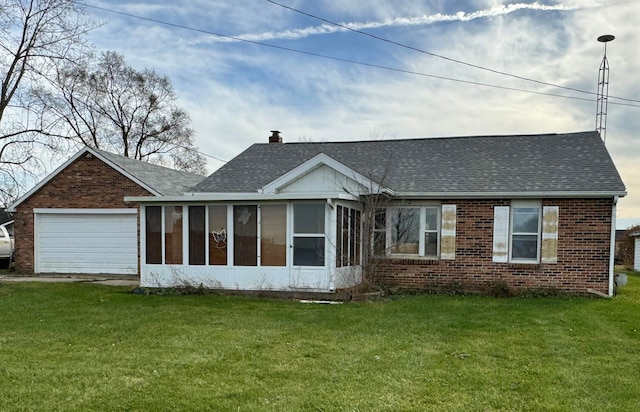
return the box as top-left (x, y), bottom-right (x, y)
top-left (269, 130), bottom-right (282, 143)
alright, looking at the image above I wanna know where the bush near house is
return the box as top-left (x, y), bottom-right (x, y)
top-left (1, 279), bottom-right (639, 410)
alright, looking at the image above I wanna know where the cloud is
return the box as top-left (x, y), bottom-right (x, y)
top-left (76, 0), bottom-right (640, 227)
top-left (201, 2), bottom-right (580, 43)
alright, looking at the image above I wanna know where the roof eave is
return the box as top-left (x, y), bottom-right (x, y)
top-left (7, 147), bottom-right (163, 212)
top-left (392, 190), bottom-right (627, 199)
top-left (124, 190), bottom-right (626, 204)
top-left (125, 191), bottom-right (361, 203)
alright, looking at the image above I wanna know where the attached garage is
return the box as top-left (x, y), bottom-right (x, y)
top-left (8, 147), bottom-right (204, 276)
top-left (35, 209), bottom-right (138, 275)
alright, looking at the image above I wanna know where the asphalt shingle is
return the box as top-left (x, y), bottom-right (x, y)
top-left (192, 131), bottom-right (626, 195)
top-left (95, 149), bottom-right (205, 196)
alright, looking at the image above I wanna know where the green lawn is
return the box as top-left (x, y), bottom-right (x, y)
top-left (1, 275), bottom-right (640, 411)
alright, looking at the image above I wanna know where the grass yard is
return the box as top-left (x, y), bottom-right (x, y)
top-left (1, 275), bottom-right (640, 411)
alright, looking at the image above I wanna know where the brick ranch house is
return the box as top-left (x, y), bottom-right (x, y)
top-left (9, 130), bottom-right (626, 296)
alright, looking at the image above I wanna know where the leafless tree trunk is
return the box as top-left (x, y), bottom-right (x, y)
top-left (344, 139), bottom-right (395, 292)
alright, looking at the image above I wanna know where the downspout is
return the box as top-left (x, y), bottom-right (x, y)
top-left (608, 196), bottom-right (619, 297)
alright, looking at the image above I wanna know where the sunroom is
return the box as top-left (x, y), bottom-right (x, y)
top-left (133, 192), bottom-right (366, 292)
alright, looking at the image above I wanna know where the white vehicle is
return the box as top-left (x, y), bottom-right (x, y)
top-left (0, 220), bottom-right (14, 268)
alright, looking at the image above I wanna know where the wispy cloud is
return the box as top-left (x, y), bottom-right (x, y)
top-left (212, 2), bottom-right (579, 43)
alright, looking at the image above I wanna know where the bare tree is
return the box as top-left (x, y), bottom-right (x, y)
top-left (33, 51), bottom-right (207, 175)
top-left (338, 139), bottom-right (395, 293)
top-left (0, 0), bottom-right (95, 205)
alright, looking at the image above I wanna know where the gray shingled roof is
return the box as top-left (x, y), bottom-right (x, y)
top-left (95, 148), bottom-right (205, 196)
top-left (192, 131), bottom-right (626, 195)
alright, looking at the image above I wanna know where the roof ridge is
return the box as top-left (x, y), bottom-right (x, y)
top-left (255, 130), bottom-right (596, 146)
top-left (90, 147), bottom-right (204, 178)
top-left (193, 130), bottom-right (623, 195)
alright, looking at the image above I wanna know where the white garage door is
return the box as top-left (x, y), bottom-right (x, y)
top-left (35, 209), bottom-right (138, 275)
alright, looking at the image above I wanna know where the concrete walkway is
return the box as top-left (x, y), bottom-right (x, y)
top-left (0, 273), bottom-right (139, 287)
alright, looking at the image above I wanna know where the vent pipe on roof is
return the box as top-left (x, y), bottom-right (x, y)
top-left (269, 130), bottom-right (283, 143)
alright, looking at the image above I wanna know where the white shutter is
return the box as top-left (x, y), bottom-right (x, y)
top-left (541, 206), bottom-right (559, 264)
top-left (440, 204), bottom-right (456, 260)
top-left (493, 206), bottom-right (510, 263)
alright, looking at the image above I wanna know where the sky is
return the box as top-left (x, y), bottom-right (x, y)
top-left (81, 0), bottom-right (639, 229)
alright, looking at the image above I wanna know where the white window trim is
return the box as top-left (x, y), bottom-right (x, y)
top-left (336, 205), bottom-right (363, 267)
top-left (204, 204), bottom-right (232, 267)
top-left (291, 202), bottom-right (327, 268)
top-left (145, 204), bottom-right (201, 266)
top-left (509, 200), bottom-right (542, 264)
top-left (386, 205), bottom-right (441, 259)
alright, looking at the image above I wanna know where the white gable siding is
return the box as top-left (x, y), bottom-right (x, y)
top-left (635, 237), bottom-right (640, 272)
top-left (278, 165), bottom-right (366, 194)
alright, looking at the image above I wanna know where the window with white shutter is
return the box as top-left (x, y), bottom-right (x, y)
top-left (492, 202), bottom-right (559, 264)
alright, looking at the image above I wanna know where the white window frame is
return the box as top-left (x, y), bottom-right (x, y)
top-left (336, 205), bottom-right (362, 268)
top-left (509, 200), bottom-right (542, 263)
top-left (292, 202), bottom-right (327, 267)
top-left (386, 205), bottom-right (441, 258)
top-left (372, 208), bottom-right (387, 256)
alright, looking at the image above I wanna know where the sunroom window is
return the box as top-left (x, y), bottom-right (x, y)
top-left (208, 205), bottom-right (227, 265)
top-left (164, 206), bottom-right (183, 264)
top-left (144, 205), bottom-right (184, 265)
top-left (189, 206), bottom-right (206, 265)
top-left (260, 204), bottom-right (287, 266)
top-left (145, 206), bottom-right (162, 264)
top-left (234, 205), bottom-right (257, 266)
top-left (336, 205), bottom-right (361, 268)
top-left (293, 203), bottom-right (325, 266)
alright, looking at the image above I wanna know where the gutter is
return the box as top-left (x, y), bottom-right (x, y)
top-left (609, 195), bottom-right (619, 297)
top-left (124, 192), bottom-right (360, 203)
top-left (125, 190), bottom-right (627, 204)
top-left (392, 191), bottom-right (627, 199)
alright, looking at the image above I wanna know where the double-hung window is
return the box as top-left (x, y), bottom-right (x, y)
top-left (493, 201), bottom-right (559, 264)
top-left (293, 203), bottom-right (325, 266)
top-left (510, 204), bottom-right (541, 262)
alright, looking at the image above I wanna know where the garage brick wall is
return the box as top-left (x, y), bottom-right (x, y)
top-left (14, 153), bottom-right (153, 274)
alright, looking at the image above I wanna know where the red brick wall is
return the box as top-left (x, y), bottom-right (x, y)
top-left (14, 153), bottom-right (153, 273)
top-left (370, 198), bottom-right (614, 295)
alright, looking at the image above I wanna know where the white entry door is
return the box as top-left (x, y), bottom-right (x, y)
top-left (35, 209), bottom-right (138, 275)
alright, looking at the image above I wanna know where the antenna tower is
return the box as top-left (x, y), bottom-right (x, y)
top-left (596, 34), bottom-right (614, 143)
